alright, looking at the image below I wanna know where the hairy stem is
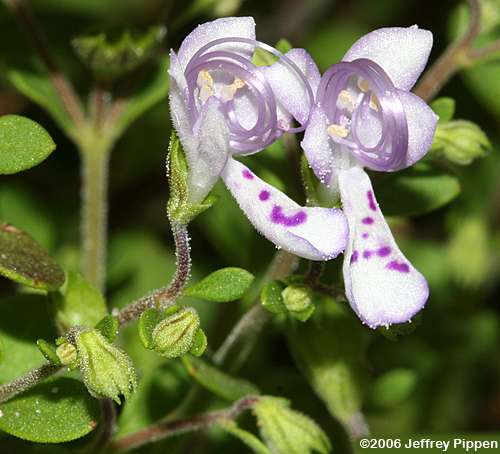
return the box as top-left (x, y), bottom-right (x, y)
top-left (414, 0), bottom-right (482, 102)
top-left (110, 395), bottom-right (260, 452)
top-left (0, 364), bottom-right (62, 404)
top-left (115, 222), bottom-right (191, 325)
top-left (80, 139), bottom-right (112, 292)
top-left (2, 0), bottom-right (85, 127)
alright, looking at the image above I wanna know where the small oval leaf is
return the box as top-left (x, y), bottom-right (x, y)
top-left (182, 356), bottom-right (258, 402)
top-left (0, 222), bottom-right (65, 291)
top-left (50, 271), bottom-right (107, 331)
top-left (0, 115), bottom-right (56, 175)
top-left (184, 267), bottom-right (254, 302)
top-left (373, 163), bottom-right (461, 217)
top-left (0, 377), bottom-right (100, 442)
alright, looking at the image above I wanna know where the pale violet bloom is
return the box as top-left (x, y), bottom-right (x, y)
top-left (169, 17), bottom-right (347, 260)
top-left (298, 27), bottom-right (438, 328)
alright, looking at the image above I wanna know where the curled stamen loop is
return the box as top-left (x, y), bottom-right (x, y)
top-left (184, 37), bottom-right (315, 154)
top-left (317, 58), bottom-right (408, 171)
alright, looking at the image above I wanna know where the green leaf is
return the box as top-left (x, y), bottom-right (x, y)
top-left (253, 396), bottom-right (331, 454)
top-left (0, 295), bottom-right (56, 383)
top-left (0, 115), bottom-right (56, 175)
top-left (182, 356), bottom-right (259, 401)
top-left (288, 302), bottom-right (369, 433)
top-left (36, 339), bottom-right (61, 365)
top-left (94, 315), bottom-right (119, 342)
top-left (447, 215), bottom-right (491, 288)
top-left (369, 369), bottom-right (418, 409)
top-left (184, 267), bottom-right (255, 302)
top-left (111, 57), bottom-right (169, 139)
top-left (50, 271), bottom-right (108, 332)
top-left (0, 377), bottom-right (100, 443)
top-left (219, 420), bottom-right (272, 454)
top-left (7, 68), bottom-right (74, 136)
top-left (0, 222), bottom-right (65, 291)
top-left (138, 308), bottom-right (162, 349)
top-left (261, 280), bottom-right (287, 315)
top-left (190, 329), bottom-right (208, 357)
top-left (373, 162), bottom-right (461, 217)
top-left (430, 97), bottom-right (455, 123)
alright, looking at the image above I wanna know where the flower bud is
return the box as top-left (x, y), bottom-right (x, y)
top-left (75, 329), bottom-right (137, 404)
top-left (55, 341), bottom-right (77, 366)
top-left (72, 26), bottom-right (166, 81)
top-left (282, 284), bottom-right (315, 321)
top-left (431, 120), bottom-right (490, 165)
top-left (151, 307), bottom-right (201, 358)
top-left (253, 396), bottom-right (331, 454)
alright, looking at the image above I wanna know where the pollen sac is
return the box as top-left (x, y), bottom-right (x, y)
top-left (75, 329), bottom-right (137, 404)
top-left (281, 284), bottom-right (315, 322)
top-left (140, 306), bottom-right (206, 359)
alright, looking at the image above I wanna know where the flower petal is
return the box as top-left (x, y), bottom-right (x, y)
top-left (188, 97), bottom-right (231, 203)
top-left (169, 51), bottom-right (197, 163)
top-left (221, 157), bottom-right (348, 260)
top-left (301, 106), bottom-right (334, 184)
top-left (177, 17), bottom-right (256, 71)
top-left (389, 90), bottom-right (438, 170)
top-left (339, 167), bottom-right (428, 328)
top-left (343, 26), bottom-right (433, 91)
top-left (261, 48), bottom-right (320, 125)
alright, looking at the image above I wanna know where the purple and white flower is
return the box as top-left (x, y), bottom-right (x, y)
top-left (300, 27), bottom-right (438, 327)
top-left (169, 17), bottom-right (348, 260)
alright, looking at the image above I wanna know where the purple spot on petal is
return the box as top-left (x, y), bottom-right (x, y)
top-left (377, 246), bottom-right (391, 257)
top-left (386, 261), bottom-right (410, 273)
top-left (367, 191), bottom-right (377, 211)
top-left (363, 250), bottom-right (373, 259)
top-left (259, 190), bottom-right (270, 201)
top-left (350, 250), bottom-right (359, 264)
top-left (242, 169), bottom-right (254, 180)
top-left (271, 205), bottom-right (307, 227)
top-left (362, 233), bottom-right (369, 239)
top-left (362, 217), bottom-right (374, 225)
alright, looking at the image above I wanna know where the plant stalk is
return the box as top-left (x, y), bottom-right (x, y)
top-left (80, 137), bottom-right (112, 292)
top-left (0, 364), bottom-right (62, 404)
top-left (110, 395), bottom-right (260, 452)
top-left (115, 222), bottom-right (191, 325)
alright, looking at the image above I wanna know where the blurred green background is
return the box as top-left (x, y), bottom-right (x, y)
top-left (1, 0), bottom-right (499, 452)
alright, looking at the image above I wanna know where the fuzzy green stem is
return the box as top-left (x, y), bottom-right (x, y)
top-left (79, 138), bottom-right (112, 293)
top-left (110, 395), bottom-right (260, 452)
top-left (0, 364), bottom-right (62, 404)
top-left (115, 222), bottom-right (191, 325)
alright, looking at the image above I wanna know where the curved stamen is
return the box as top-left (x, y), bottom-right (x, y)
top-left (184, 37), bottom-right (315, 154)
top-left (317, 58), bottom-right (408, 171)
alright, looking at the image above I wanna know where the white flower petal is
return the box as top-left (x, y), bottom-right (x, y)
top-left (222, 157), bottom-right (348, 260)
top-left (343, 26), bottom-right (433, 91)
top-left (339, 167), bottom-right (429, 328)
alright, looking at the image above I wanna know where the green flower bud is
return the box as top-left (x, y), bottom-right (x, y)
top-left (151, 307), bottom-right (201, 358)
top-left (72, 26), bottom-right (166, 81)
top-left (282, 284), bottom-right (315, 321)
top-left (253, 396), bottom-right (331, 454)
top-left (55, 341), bottom-right (77, 366)
top-left (75, 329), bottom-right (137, 404)
top-left (430, 120), bottom-right (490, 165)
